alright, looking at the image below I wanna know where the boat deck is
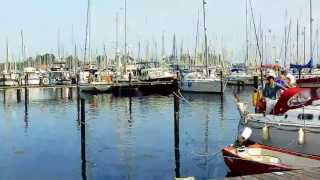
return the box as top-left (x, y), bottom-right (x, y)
top-left (226, 167), bottom-right (320, 179)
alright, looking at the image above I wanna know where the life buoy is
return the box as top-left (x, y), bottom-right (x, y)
top-left (43, 78), bottom-right (49, 85)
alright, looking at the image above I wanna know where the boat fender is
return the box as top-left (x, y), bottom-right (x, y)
top-left (298, 128), bottom-right (305, 145)
top-left (262, 125), bottom-right (270, 141)
top-left (239, 127), bottom-right (252, 144)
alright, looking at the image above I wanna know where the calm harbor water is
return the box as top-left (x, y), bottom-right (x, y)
top-left (0, 86), bottom-right (252, 180)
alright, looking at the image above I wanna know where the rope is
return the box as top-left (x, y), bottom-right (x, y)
top-left (172, 91), bottom-right (193, 106)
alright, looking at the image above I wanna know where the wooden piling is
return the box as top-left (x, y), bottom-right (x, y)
top-left (80, 98), bottom-right (87, 180)
top-left (253, 76), bottom-right (259, 89)
top-left (17, 89), bottom-right (21, 103)
top-left (3, 89), bottom-right (6, 104)
top-left (173, 79), bottom-right (181, 178)
top-left (68, 87), bottom-right (73, 99)
top-left (220, 71), bottom-right (224, 95)
top-left (24, 87), bottom-right (29, 113)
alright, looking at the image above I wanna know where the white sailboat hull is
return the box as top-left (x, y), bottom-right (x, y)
top-left (180, 79), bottom-right (224, 93)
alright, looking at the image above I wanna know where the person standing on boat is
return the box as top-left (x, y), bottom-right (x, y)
top-left (263, 71), bottom-right (285, 100)
top-left (286, 73), bottom-right (296, 87)
top-left (263, 71), bottom-right (286, 114)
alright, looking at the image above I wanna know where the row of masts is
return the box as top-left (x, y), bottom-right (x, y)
top-left (1, 0), bottom-right (227, 74)
top-left (244, 0), bottom-right (317, 68)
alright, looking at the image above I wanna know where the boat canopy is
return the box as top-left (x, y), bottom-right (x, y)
top-left (272, 87), bottom-right (320, 115)
top-left (290, 58), bottom-right (314, 71)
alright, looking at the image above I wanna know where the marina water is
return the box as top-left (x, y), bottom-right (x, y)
top-left (0, 87), bottom-right (252, 179)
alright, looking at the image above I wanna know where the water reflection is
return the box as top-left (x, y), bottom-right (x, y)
top-left (0, 87), bottom-right (254, 179)
top-left (24, 88), bottom-right (29, 132)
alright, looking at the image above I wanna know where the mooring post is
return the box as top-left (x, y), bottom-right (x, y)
top-left (81, 98), bottom-right (85, 123)
top-left (173, 79), bottom-right (181, 178)
top-left (68, 87), bottom-right (73, 99)
top-left (220, 71), bottom-right (224, 95)
top-left (129, 73), bottom-right (132, 96)
top-left (253, 76), bottom-right (259, 89)
top-left (25, 74), bottom-right (29, 86)
top-left (24, 87), bottom-right (29, 113)
top-left (17, 89), bottom-right (22, 103)
top-left (80, 98), bottom-right (87, 180)
top-left (3, 90), bottom-right (6, 104)
top-left (77, 73), bottom-right (80, 122)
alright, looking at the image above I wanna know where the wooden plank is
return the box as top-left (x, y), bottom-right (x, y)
top-left (301, 168), bottom-right (320, 177)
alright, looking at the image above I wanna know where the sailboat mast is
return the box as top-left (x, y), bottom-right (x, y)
top-left (84, 0), bottom-right (90, 64)
top-left (124, 0), bottom-right (127, 62)
top-left (6, 38), bottom-right (9, 72)
top-left (296, 20), bottom-right (299, 63)
top-left (245, 0), bottom-right (249, 66)
top-left (115, 13), bottom-right (119, 61)
top-left (21, 30), bottom-right (24, 62)
top-left (202, 0), bottom-right (209, 76)
top-left (310, 0), bottom-right (313, 60)
top-left (194, 9), bottom-right (200, 66)
top-left (161, 31), bottom-right (165, 60)
top-left (303, 27), bottom-right (306, 64)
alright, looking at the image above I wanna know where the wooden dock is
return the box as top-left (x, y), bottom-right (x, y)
top-left (0, 80), bottom-right (174, 90)
top-left (226, 167), bottom-right (320, 179)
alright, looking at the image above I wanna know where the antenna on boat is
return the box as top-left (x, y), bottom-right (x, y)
top-left (202, 0), bottom-right (209, 77)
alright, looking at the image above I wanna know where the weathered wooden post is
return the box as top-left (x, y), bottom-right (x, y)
top-left (3, 89), bottom-right (6, 104)
top-left (24, 87), bottom-right (29, 113)
top-left (77, 73), bottom-right (80, 123)
top-left (253, 75), bottom-right (259, 89)
top-left (68, 87), bottom-right (73, 99)
top-left (17, 89), bottom-right (22, 103)
top-left (129, 73), bottom-right (132, 96)
top-left (220, 71), bottom-right (224, 95)
top-left (80, 98), bottom-right (87, 180)
top-left (173, 79), bottom-right (181, 178)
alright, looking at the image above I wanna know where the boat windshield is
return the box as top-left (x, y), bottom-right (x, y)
top-left (287, 89), bottom-right (311, 107)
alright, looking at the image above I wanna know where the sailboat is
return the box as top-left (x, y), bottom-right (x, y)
top-left (290, 0), bottom-right (320, 87)
top-left (0, 40), bottom-right (20, 86)
top-left (180, 0), bottom-right (226, 93)
top-left (79, 0), bottom-right (112, 93)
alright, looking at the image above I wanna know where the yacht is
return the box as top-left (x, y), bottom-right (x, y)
top-left (79, 64), bottom-right (112, 93)
top-left (180, 68), bottom-right (226, 93)
top-left (21, 67), bottom-right (40, 86)
top-left (236, 87), bottom-right (320, 156)
top-left (49, 62), bottom-right (72, 85)
top-left (0, 71), bottom-right (19, 86)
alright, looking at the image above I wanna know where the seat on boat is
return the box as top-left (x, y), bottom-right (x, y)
top-left (237, 148), bottom-right (281, 164)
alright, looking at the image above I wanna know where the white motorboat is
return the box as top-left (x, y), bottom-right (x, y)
top-left (139, 67), bottom-right (176, 82)
top-left (21, 67), bottom-right (40, 86)
top-left (236, 87), bottom-right (320, 155)
top-left (227, 70), bottom-right (255, 85)
top-left (0, 72), bottom-right (19, 86)
top-left (113, 64), bottom-right (138, 83)
top-left (49, 62), bottom-right (72, 85)
top-left (79, 65), bottom-right (113, 93)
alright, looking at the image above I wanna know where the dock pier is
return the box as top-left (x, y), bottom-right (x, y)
top-left (226, 167), bottom-right (320, 179)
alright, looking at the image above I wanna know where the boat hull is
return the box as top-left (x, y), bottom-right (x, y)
top-left (239, 118), bottom-right (320, 156)
top-left (223, 148), bottom-right (291, 175)
top-left (180, 79), bottom-right (224, 93)
top-left (80, 83), bottom-right (112, 93)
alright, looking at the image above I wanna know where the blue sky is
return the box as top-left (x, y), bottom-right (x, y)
top-left (0, 0), bottom-right (319, 63)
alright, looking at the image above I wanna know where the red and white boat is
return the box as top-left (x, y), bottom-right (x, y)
top-left (236, 87), bottom-right (320, 156)
top-left (223, 144), bottom-right (320, 176)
